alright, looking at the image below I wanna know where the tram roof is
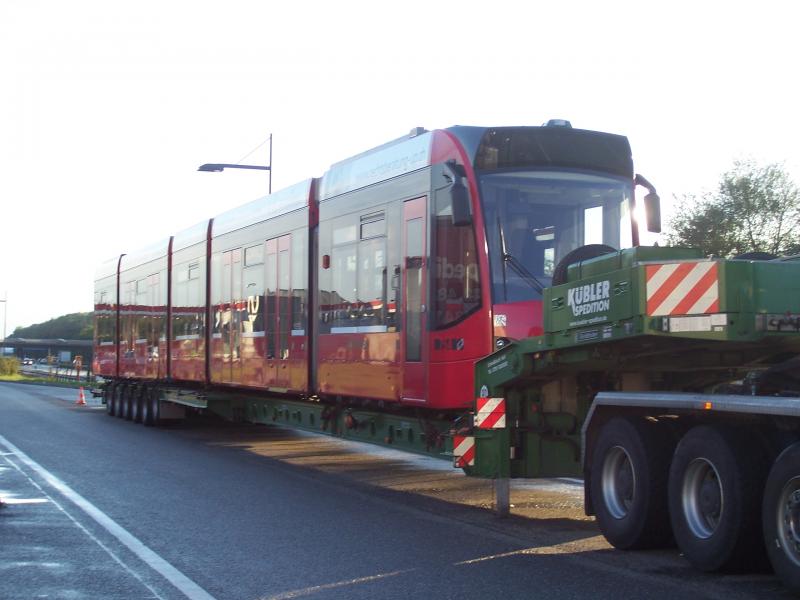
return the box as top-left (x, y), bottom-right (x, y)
top-left (211, 179), bottom-right (313, 238)
top-left (120, 237), bottom-right (171, 273)
top-left (319, 129), bottom-right (433, 200)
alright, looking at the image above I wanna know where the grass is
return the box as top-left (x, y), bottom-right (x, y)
top-left (0, 373), bottom-right (26, 382)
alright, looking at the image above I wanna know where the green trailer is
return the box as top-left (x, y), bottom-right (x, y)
top-left (466, 246), bottom-right (800, 591)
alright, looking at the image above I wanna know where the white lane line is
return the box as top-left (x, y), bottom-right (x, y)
top-left (1, 452), bottom-right (165, 600)
top-left (0, 434), bottom-right (217, 600)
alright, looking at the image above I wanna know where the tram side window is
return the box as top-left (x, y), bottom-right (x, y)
top-left (291, 230), bottom-right (307, 335)
top-left (330, 244), bottom-right (357, 328)
top-left (243, 244), bottom-right (265, 335)
top-left (96, 312), bottom-right (114, 345)
top-left (136, 274), bottom-right (163, 354)
top-left (210, 252), bottom-right (222, 338)
top-left (326, 212), bottom-right (390, 331)
top-left (94, 288), bottom-right (116, 345)
top-left (136, 278), bottom-right (149, 343)
top-left (357, 237), bottom-right (386, 328)
top-left (121, 280), bottom-right (135, 355)
top-left (154, 273), bottom-right (166, 345)
top-left (265, 246), bottom-right (277, 358)
top-left (432, 189), bottom-right (481, 329)
top-left (173, 261), bottom-right (205, 339)
top-left (94, 289), bottom-right (117, 345)
top-left (188, 263), bottom-right (203, 336)
top-left (357, 211), bottom-right (386, 329)
top-left (278, 247), bottom-right (291, 358)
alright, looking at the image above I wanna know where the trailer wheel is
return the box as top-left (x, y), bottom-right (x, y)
top-left (590, 417), bottom-right (673, 549)
top-left (142, 386), bottom-right (159, 427)
top-left (115, 384), bottom-right (127, 418)
top-left (122, 385), bottom-right (134, 420)
top-left (115, 385), bottom-right (125, 417)
top-left (131, 385), bottom-right (144, 423)
top-left (141, 386), bottom-right (152, 426)
top-left (762, 443), bottom-right (800, 593)
top-left (668, 425), bottom-right (767, 572)
top-left (106, 384), bottom-right (116, 416)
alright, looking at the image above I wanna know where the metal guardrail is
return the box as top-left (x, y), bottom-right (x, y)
top-left (21, 365), bottom-right (93, 384)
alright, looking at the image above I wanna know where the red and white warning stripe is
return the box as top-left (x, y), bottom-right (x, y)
top-left (453, 435), bottom-right (475, 468)
top-left (646, 261), bottom-right (719, 316)
top-left (475, 397), bottom-right (506, 429)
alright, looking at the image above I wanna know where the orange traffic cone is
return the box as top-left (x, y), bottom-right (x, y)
top-left (76, 387), bottom-right (86, 406)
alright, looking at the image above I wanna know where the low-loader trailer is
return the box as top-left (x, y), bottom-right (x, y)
top-left (95, 124), bottom-right (800, 592)
top-left (465, 246), bottom-right (800, 592)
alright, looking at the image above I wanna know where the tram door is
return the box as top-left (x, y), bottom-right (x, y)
top-left (221, 248), bottom-right (243, 384)
top-left (265, 234), bottom-right (291, 388)
top-left (402, 197), bottom-right (427, 402)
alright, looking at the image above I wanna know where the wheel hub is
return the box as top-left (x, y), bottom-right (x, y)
top-left (602, 446), bottom-right (636, 520)
top-left (779, 479), bottom-right (800, 566)
top-left (616, 462), bottom-right (633, 502)
top-left (682, 458), bottom-right (723, 539)
top-left (699, 479), bottom-right (722, 519)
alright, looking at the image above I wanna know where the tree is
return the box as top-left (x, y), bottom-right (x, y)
top-left (9, 312), bottom-right (93, 340)
top-left (667, 160), bottom-right (800, 257)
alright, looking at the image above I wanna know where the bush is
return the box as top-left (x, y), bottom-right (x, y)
top-left (0, 357), bottom-right (19, 376)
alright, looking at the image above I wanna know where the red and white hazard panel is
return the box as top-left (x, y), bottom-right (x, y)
top-left (453, 435), bottom-right (475, 468)
top-left (475, 397), bottom-right (506, 429)
top-left (646, 261), bottom-right (719, 316)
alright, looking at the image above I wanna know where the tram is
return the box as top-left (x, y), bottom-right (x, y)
top-left (95, 122), bottom-right (642, 412)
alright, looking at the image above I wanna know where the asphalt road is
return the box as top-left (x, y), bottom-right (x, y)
top-left (0, 383), bottom-right (791, 599)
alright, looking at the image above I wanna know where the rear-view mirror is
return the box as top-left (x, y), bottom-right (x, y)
top-left (644, 192), bottom-right (661, 233)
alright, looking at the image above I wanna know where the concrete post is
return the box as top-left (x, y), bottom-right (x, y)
top-left (494, 477), bottom-right (510, 517)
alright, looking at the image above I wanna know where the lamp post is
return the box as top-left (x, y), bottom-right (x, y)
top-left (198, 134), bottom-right (273, 194)
top-left (0, 293), bottom-right (6, 353)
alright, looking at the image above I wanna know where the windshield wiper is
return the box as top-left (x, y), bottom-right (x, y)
top-left (497, 217), bottom-right (509, 300)
top-left (497, 217), bottom-right (546, 296)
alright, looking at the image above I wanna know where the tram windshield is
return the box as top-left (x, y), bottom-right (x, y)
top-left (479, 170), bottom-right (633, 303)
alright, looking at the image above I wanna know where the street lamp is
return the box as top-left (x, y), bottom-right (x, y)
top-left (198, 134), bottom-right (273, 194)
top-left (0, 293), bottom-right (7, 352)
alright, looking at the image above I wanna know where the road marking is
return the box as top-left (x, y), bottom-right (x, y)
top-left (0, 434), bottom-right (217, 600)
top-left (0, 497), bottom-right (50, 504)
top-left (454, 538), bottom-right (607, 564)
top-left (1, 452), bottom-right (165, 599)
top-left (260, 569), bottom-right (412, 599)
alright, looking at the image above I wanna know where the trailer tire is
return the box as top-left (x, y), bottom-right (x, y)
top-left (116, 384), bottom-right (127, 418)
top-left (121, 385), bottom-right (134, 420)
top-left (762, 443), bottom-right (800, 593)
top-left (552, 244), bottom-right (617, 286)
top-left (668, 425), bottom-right (767, 572)
top-left (106, 384), bottom-right (116, 416)
top-left (131, 385), bottom-right (144, 423)
top-left (141, 386), bottom-right (152, 426)
top-left (142, 387), bottom-right (159, 427)
top-left (114, 384), bottom-right (124, 417)
top-left (590, 417), bottom-right (673, 549)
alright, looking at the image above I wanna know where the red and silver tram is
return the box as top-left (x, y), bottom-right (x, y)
top-left (94, 122), bottom-right (639, 412)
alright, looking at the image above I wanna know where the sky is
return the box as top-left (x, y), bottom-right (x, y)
top-left (1, 0), bottom-right (798, 334)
